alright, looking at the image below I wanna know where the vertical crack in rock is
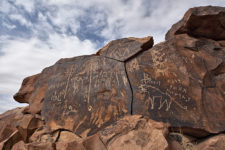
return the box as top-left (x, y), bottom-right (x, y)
top-left (124, 62), bottom-right (134, 115)
top-left (98, 136), bottom-right (108, 150)
top-left (54, 130), bottom-right (61, 143)
top-left (98, 55), bottom-right (134, 115)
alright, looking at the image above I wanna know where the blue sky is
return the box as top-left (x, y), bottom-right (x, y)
top-left (0, 0), bottom-right (225, 113)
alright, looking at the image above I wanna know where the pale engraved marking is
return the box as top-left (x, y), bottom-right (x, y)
top-left (113, 46), bottom-right (130, 58)
top-left (63, 105), bottom-right (77, 116)
top-left (87, 64), bottom-right (93, 111)
top-left (48, 82), bottom-right (66, 91)
top-left (151, 51), bottom-right (167, 77)
top-left (116, 72), bottom-right (119, 86)
top-left (50, 89), bottom-right (66, 102)
top-left (64, 65), bottom-right (75, 99)
top-left (139, 73), bottom-right (188, 111)
top-left (123, 76), bottom-right (128, 86)
top-left (127, 58), bottom-right (140, 72)
top-left (149, 97), bottom-right (155, 109)
top-left (72, 81), bottom-right (79, 94)
top-left (171, 97), bottom-right (188, 110)
top-left (88, 105), bottom-right (93, 111)
top-left (139, 84), bottom-right (147, 93)
top-left (158, 98), bottom-right (172, 111)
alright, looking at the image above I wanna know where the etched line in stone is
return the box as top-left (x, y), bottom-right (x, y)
top-left (64, 66), bottom-right (74, 99)
top-left (115, 72), bottom-right (119, 86)
top-left (158, 98), bottom-right (172, 111)
top-left (139, 73), bottom-right (189, 110)
top-left (87, 64), bottom-right (93, 110)
top-left (149, 97), bottom-right (155, 110)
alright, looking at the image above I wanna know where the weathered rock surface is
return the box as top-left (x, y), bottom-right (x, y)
top-left (0, 108), bottom-right (24, 143)
top-left (0, 108), bottom-right (44, 150)
top-left (1, 6), bottom-right (225, 150)
top-left (99, 115), bottom-right (169, 150)
top-left (0, 114), bottom-right (170, 150)
top-left (193, 134), bottom-right (225, 150)
top-left (42, 55), bottom-right (133, 136)
top-left (13, 74), bottom-right (40, 104)
top-left (96, 36), bottom-right (153, 61)
top-left (13, 35), bottom-right (154, 137)
top-left (126, 33), bottom-right (225, 136)
top-left (166, 6), bottom-right (225, 40)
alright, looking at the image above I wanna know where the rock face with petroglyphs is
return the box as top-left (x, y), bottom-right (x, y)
top-left (126, 33), bottom-right (225, 137)
top-left (13, 36), bottom-right (154, 138)
top-left (42, 55), bottom-right (134, 136)
top-left (1, 6), bottom-right (225, 150)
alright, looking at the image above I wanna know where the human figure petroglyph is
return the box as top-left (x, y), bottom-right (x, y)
top-left (64, 65), bottom-right (75, 99)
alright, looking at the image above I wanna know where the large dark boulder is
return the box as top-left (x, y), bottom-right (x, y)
top-left (3, 5), bottom-right (225, 149)
top-left (13, 37), bottom-right (153, 138)
top-left (42, 55), bottom-right (133, 136)
top-left (126, 33), bottom-right (225, 137)
top-left (166, 6), bottom-right (225, 40)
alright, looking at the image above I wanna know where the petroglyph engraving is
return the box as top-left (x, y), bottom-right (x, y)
top-left (87, 64), bottom-right (93, 109)
top-left (127, 58), bottom-right (140, 72)
top-left (158, 97), bottom-right (172, 111)
top-left (138, 73), bottom-right (188, 111)
top-left (64, 65), bottom-right (75, 98)
top-left (151, 50), bottom-right (171, 77)
top-left (48, 82), bottom-right (66, 91)
top-left (110, 46), bottom-right (130, 58)
top-left (47, 60), bottom-right (128, 117)
top-left (50, 89), bottom-right (66, 102)
top-left (63, 105), bottom-right (77, 116)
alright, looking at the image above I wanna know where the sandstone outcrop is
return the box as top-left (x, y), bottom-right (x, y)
top-left (166, 6), bottom-right (225, 40)
top-left (127, 33), bottom-right (225, 136)
top-left (193, 134), bottom-right (225, 150)
top-left (1, 6), bottom-right (225, 150)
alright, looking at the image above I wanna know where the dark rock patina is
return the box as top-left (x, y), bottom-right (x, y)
top-left (42, 55), bottom-right (133, 136)
top-left (8, 6), bottom-right (225, 149)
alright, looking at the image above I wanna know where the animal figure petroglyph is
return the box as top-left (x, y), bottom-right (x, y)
top-left (139, 73), bottom-right (188, 111)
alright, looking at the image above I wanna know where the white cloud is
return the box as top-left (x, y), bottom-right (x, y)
top-left (0, 34), bottom-right (96, 84)
top-left (14, 0), bottom-right (35, 13)
top-left (46, 8), bottom-right (82, 34)
top-left (9, 14), bottom-right (33, 27)
top-left (0, 0), bottom-right (12, 13)
top-left (99, 0), bottom-right (225, 43)
top-left (0, 34), bottom-right (96, 113)
top-left (40, 0), bottom-right (225, 43)
top-left (2, 22), bottom-right (16, 29)
top-left (0, 96), bottom-right (27, 114)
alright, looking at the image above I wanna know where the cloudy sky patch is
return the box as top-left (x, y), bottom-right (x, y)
top-left (0, 0), bottom-right (225, 113)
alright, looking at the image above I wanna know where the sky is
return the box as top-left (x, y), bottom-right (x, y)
top-left (0, 0), bottom-right (225, 113)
